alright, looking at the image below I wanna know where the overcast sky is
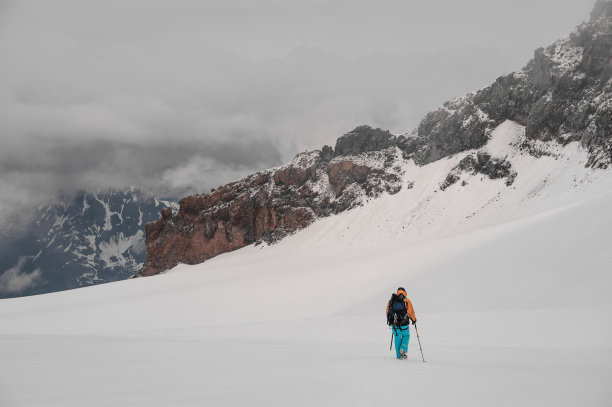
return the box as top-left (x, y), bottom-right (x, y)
top-left (0, 0), bottom-right (596, 225)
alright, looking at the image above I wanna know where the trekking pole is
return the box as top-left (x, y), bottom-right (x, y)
top-left (414, 323), bottom-right (426, 363)
top-left (389, 331), bottom-right (393, 351)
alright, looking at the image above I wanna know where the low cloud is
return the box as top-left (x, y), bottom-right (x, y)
top-left (0, 257), bottom-right (42, 295)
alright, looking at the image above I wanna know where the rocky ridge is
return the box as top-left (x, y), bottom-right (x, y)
top-left (440, 152), bottom-right (517, 191)
top-left (139, 126), bottom-right (406, 276)
top-left (406, 0), bottom-right (612, 168)
top-left (139, 1), bottom-right (612, 277)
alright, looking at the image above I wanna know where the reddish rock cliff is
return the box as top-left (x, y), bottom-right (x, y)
top-left (137, 127), bottom-right (406, 276)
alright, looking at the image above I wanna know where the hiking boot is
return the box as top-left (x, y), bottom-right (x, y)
top-left (399, 350), bottom-right (407, 360)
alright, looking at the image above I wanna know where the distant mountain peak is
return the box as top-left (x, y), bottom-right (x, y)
top-left (0, 189), bottom-right (177, 298)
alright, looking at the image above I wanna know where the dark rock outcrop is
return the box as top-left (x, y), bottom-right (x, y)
top-left (334, 126), bottom-right (395, 155)
top-left (440, 152), bottom-right (516, 191)
top-left (401, 1), bottom-right (612, 168)
top-left (413, 99), bottom-right (493, 164)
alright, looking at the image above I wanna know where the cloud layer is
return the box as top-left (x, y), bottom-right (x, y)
top-left (0, 257), bottom-right (42, 295)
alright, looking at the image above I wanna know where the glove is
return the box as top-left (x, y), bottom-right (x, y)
top-left (412, 318), bottom-right (417, 325)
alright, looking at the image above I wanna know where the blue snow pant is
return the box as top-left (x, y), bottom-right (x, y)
top-left (392, 325), bottom-right (410, 359)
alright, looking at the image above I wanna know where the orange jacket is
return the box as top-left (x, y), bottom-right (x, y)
top-left (386, 289), bottom-right (416, 322)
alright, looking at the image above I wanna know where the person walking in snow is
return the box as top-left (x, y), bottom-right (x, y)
top-left (386, 287), bottom-right (416, 360)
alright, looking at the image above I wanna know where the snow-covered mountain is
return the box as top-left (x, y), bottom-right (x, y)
top-left (140, 1), bottom-right (612, 277)
top-left (0, 189), bottom-right (177, 298)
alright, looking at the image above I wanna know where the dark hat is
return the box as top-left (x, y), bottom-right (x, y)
top-left (397, 287), bottom-right (405, 292)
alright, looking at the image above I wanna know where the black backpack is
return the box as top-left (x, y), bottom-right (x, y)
top-left (387, 293), bottom-right (408, 327)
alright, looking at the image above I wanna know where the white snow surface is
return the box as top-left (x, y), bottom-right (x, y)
top-left (98, 230), bottom-right (144, 269)
top-left (1, 121), bottom-right (612, 406)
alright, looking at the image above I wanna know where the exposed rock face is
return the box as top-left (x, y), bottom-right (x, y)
top-left (411, 99), bottom-right (493, 164)
top-left (440, 152), bottom-right (516, 191)
top-left (400, 1), bottom-right (612, 168)
top-left (138, 140), bottom-right (405, 276)
top-left (334, 126), bottom-right (395, 155)
top-left (328, 161), bottom-right (370, 195)
top-left (140, 1), bottom-right (612, 276)
top-left (273, 163), bottom-right (316, 186)
top-left (141, 174), bottom-right (320, 276)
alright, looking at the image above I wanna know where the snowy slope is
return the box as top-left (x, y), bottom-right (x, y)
top-left (1, 122), bottom-right (611, 406)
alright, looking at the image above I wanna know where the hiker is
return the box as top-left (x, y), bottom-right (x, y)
top-left (386, 287), bottom-right (416, 360)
